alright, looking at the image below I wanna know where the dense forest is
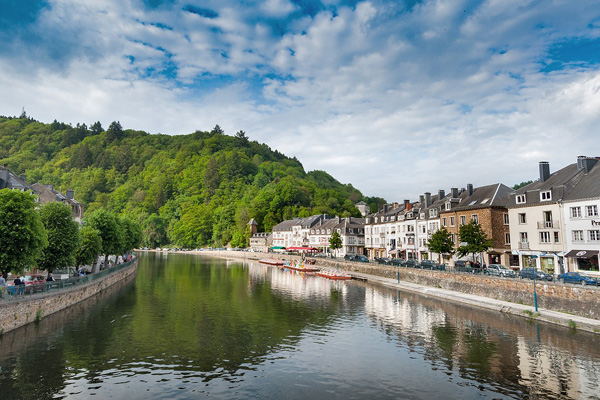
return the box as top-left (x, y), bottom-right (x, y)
top-left (0, 114), bottom-right (385, 248)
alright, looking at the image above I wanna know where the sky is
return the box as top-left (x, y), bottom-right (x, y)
top-left (1, 0), bottom-right (600, 202)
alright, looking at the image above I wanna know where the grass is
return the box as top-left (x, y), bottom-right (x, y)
top-left (568, 319), bottom-right (577, 332)
top-left (35, 309), bottom-right (44, 323)
top-left (523, 310), bottom-right (540, 319)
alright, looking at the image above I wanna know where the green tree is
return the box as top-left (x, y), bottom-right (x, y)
top-left (86, 209), bottom-right (121, 273)
top-left (456, 220), bottom-right (493, 262)
top-left (119, 216), bottom-right (142, 253)
top-left (0, 189), bottom-right (48, 278)
top-left (329, 231), bottom-right (342, 256)
top-left (427, 226), bottom-right (454, 263)
top-left (37, 202), bottom-right (81, 272)
top-left (75, 225), bottom-right (102, 269)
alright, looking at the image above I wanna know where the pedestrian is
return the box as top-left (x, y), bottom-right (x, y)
top-left (46, 272), bottom-right (55, 282)
top-left (0, 274), bottom-right (6, 298)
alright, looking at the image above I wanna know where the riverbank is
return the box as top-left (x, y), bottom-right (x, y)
top-left (0, 257), bottom-right (138, 335)
top-left (167, 249), bottom-right (600, 335)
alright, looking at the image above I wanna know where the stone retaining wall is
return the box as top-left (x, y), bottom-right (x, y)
top-left (201, 251), bottom-right (600, 320)
top-left (0, 259), bottom-right (138, 335)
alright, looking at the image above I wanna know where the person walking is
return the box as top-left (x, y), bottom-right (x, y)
top-left (46, 272), bottom-right (55, 282)
top-left (0, 274), bottom-right (6, 298)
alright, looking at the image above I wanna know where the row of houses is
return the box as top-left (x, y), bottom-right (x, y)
top-left (249, 156), bottom-right (600, 276)
top-left (0, 164), bottom-right (83, 222)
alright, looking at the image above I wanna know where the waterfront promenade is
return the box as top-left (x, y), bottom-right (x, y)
top-left (182, 249), bottom-right (600, 335)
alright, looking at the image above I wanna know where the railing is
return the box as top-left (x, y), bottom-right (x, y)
top-left (537, 221), bottom-right (558, 229)
top-left (0, 256), bottom-right (137, 301)
top-left (518, 241), bottom-right (530, 250)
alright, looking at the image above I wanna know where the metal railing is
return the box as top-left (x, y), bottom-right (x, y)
top-left (0, 256), bottom-right (137, 301)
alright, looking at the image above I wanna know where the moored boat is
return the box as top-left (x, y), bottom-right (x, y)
top-left (281, 261), bottom-right (320, 272)
top-left (316, 270), bottom-right (352, 280)
top-left (259, 259), bottom-right (284, 266)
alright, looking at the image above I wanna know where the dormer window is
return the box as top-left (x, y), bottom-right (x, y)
top-left (516, 194), bottom-right (526, 204)
top-left (429, 209), bottom-right (437, 217)
top-left (540, 190), bottom-right (552, 201)
top-left (445, 202), bottom-right (451, 210)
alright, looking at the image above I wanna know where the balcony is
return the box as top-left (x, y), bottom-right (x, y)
top-left (518, 241), bottom-right (530, 250)
top-left (537, 220), bottom-right (559, 229)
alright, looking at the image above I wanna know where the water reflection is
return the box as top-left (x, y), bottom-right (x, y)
top-left (0, 253), bottom-right (598, 400)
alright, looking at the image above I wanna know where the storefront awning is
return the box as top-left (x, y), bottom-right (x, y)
top-left (565, 250), bottom-right (599, 258)
top-left (270, 246), bottom-right (286, 250)
top-left (286, 247), bottom-right (318, 252)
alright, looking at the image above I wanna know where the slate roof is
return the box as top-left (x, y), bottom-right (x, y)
top-left (563, 160), bottom-right (600, 201)
top-left (452, 183), bottom-right (512, 211)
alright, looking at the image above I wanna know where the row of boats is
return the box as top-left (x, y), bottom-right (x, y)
top-left (258, 259), bottom-right (352, 281)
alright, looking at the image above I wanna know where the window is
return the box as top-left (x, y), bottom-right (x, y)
top-left (451, 234), bottom-right (456, 244)
top-left (471, 214), bottom-right (478, 224)
top-left (450, 216), bottom-right (455, 226)
top-left (445, 202), bottom-right (452, 210)
top-left (586, 205), bottom-right (598, 217)
top-left (516, 194), bottom-right (526, 204)
top-left (589, 230), bottom-right (600, 241)
top-left (442, 217), bottom-right (447, 227)
top-left (518, 213), bottom-right (526, 224)
top-left (460, 216), bottom-right (466, 225)
top-left (520, 232), bottom-right (528, 242)
top-left (571, 207), bottom-right (581, 218)
top-left (540, 191), bottom-right (552, 201)
top-left (504, 214), bottom-right (509, 225)
top-left (429, 209), bottom-right (437, 217)
top-left (505, 233), bottom-right (511, 244)
top-left (573, 230), bottom-right (584, 242)
top-left (539, 231), bottom-right (550, 243)
top-left (554, 232), bottom-right (560, 243)
top-left (327, 229), bottom-right (331, 234)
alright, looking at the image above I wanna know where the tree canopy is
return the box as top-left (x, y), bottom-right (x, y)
top-left (0, 189), bottom-right (48, 277)
top-left (426, 226), bottom-right (454, 263)
top-left (0, 116), bottom-right (376, 249)
top-left (37, 202), bottom-right (80, 272)
top-left (456, 220), bottom-right (493, 260)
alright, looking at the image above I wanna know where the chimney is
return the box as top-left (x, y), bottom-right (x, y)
top-left (438, 189), bottom-right (445, 199)
top-left (2, 164), bottom-right (7, 168)
top-left (451, 187), bottom-right (458, 198)
top-left (393, 202), bottom-right (399, 209)
top-left (66, 189), bottom-right (74, 200)
top-left (581, 157), bottom-right (598, 173)
top-left (419, 195), bottom-right (425, 205)
top-left (539, 161), bottom-right (550, 183)
top-left (403, 199), bottom-right (410, 209)
top-left (577, 155), bottom-right (585, 170)
top-left (467, 183), bottom-right (473, 196)
top-left (383, 204), bottom-right (388, 213)
top-left (425, 192), bottom-right (431, 207)
top-left (406, 202), bottom-right (412, 211)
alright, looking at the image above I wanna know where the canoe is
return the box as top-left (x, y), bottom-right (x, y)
top-left (316, 271), bottom-right (352, 280)
top-left (259, 259), bottom-right (284, 266)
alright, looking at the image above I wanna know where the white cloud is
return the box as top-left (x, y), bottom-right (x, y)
top-left (2, 0), bottom-right (600, 202)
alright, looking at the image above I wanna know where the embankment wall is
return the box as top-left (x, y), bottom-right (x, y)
top-left (0, 259), bottom-right (138, 335)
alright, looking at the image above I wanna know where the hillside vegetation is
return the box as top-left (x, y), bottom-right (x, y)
top-left (0, 115), bottom-right (384, 248)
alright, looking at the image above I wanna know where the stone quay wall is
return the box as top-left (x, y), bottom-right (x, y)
top-left (202, 250), bottom-right (600, 320)
top-left (0, 259), bottom-right (138, 335)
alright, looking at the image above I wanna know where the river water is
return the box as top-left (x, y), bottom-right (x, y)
top-left (1, 252), bottom-right (599, 399)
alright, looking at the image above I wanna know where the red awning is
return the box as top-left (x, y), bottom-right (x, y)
top-left (286, 247), bottom-right (319, 252)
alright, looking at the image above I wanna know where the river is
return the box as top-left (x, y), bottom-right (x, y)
top-left (0, 252), bottom-right (599, 399)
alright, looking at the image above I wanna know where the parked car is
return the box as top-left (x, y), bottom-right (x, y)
top-left (388, 258), bottom-right (404, 266)
top-left (375, 257), bottom-right (390, 265)
top-left (518, 267), bottom-right (554, 281)
top-left (344, 254), bottom-right (355, 261)
top-left (420, 260), bottom-right (438, 269)
top-left (23, 275), bottom-right (47, 285)
top-left (402, 260), bottom-right (419, 268)
top-left (486, 264), bottom-right (517, 278)
top-left (354, 255), bottom-right (369, 263)
top-left (557, 271), bottom-right (599, 286)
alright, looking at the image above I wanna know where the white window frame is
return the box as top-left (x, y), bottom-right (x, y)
top-left (539, 231), bottom-right (550, 243)
top-left (516, 194), bottom-right (526, 204)
top-left (459, 216), bottom-right (466, 225)
top-left (589, 230), bottom-right (600, 241)
top-left (586, 205), bottom-right (598, 217)
top-left (540, 191), bottom-right (552, 201)
top-left (504, 214), bottom-right (509, 225)
top-left (571, 207), bottom-right (581, 218)
top-left (518, 213), bottom-right (526, 224)
top-left (573, 230), bottom-right (584, 242)
top-left (471, 214), bottom-right (479, 224)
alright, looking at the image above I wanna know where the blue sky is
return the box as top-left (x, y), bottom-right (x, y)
top-left (1, 0), bottom-right (600, 201)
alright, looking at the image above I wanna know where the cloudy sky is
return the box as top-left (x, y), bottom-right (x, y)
top-left (1, 0), bottom-right (600, 201)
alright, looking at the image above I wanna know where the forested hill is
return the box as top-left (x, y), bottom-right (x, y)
top-left (0, 115), bottom-right (385, 248)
